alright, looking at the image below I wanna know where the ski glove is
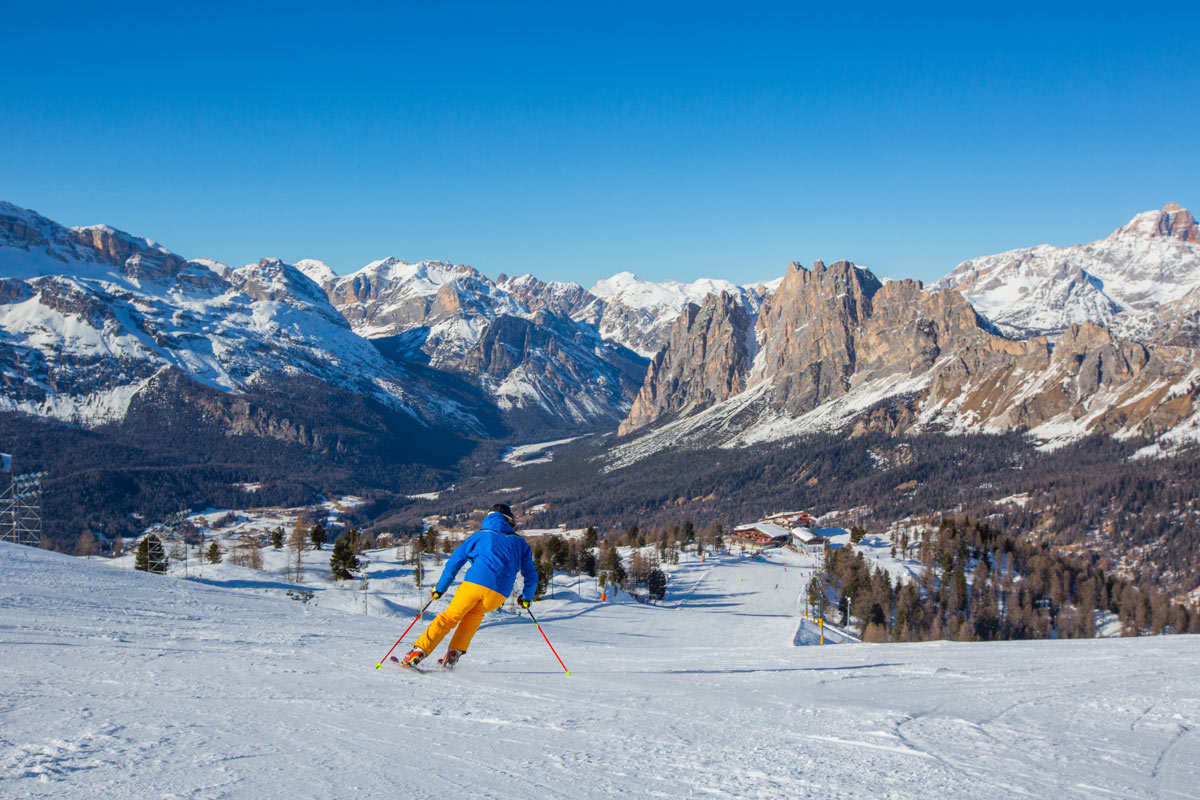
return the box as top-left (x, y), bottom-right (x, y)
top-left (517, 595), bottom-right (530, 609)
top-left (430, 590), bottom-right (441, 600)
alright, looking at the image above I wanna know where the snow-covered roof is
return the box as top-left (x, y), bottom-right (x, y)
top-left (734, 522), bottom-right (791, 539)
top-left (791, 527), bottom-right (826, 544)
top-left (766, 510), bottom-right (816, 523)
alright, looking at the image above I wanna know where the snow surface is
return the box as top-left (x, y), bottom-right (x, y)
top-left (3, 540), bottom-right (1199, 799)
top-left (500, 435), bottom-right (586, 467)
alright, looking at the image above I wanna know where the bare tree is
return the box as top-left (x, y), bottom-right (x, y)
top-left (286, 524), bottom-right (307, 582)
top-left (230, 541), bottom-right (264, 570)
top-left (76, 530), bottom-right (97, 559)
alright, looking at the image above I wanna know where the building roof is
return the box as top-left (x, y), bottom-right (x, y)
top-left (791, 527), bottom-right (826, 544)
top-left (765, 510), bottom-right (816, 523)
top-left (734, 522), bottom-right (792, 539)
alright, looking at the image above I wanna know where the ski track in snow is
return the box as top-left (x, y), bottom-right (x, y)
top-left (1, 540), bottom-right (1198, 798)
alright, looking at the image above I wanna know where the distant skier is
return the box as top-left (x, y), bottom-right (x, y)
top-left (401, 503), bottom-right (538, 669)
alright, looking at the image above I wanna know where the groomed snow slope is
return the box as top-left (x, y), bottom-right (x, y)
top-left (2, 541), bottom-right (1198, 799)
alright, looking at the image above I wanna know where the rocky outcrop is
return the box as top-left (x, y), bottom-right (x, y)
top-left (614, 256), bottom-right (1200, 458)
top-left (498, 273), bottom-right (599, 319)
top-left (619, 292), bottom-right (754, 434)
top-left (324, 259), bottom-right (520, 344)
top-left (621, 260), bottom-right (990, 433)
top-left (230, 258), bottom-right (346, 321)
top-left (1115, 202), bottom-right (1198, 242)
top-left (460, 312), bottom-right (645, 427)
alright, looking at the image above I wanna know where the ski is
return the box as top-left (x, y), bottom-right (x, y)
top-left (388, 655), bottom-right (430, 673)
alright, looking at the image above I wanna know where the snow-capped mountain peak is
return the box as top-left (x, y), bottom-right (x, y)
top-left (1114, 202), bottom-right (1198, 242)
top-left (938, 203), bottom-right (1200, 337)
top-left (590, 271), bottom-right (740, 311)
top-left (230, 258), bottom-right (341, 314)
top-left (293, 258), bottom-right (338, 288)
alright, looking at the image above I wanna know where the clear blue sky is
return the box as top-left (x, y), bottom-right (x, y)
top-left (3, 2), bottom-right (1196, 285)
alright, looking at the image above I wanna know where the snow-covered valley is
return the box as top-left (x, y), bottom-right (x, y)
top-left (2, 540), bottom-right (1197, 799)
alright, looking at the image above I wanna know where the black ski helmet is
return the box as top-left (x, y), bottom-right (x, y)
top-left (491, 503), bottom-right (516, 527)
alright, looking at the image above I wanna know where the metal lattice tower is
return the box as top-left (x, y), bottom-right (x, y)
top-left (161, 509), bottom-right (191, 577)
top-left (0, 472), bottom-right (46, 547)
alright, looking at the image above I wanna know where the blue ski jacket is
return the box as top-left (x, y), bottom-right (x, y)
top-left (434, 512), bottom-right (539, 599)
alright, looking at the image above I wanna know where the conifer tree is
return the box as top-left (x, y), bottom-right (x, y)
top-left (545, 535), bottom-right (568, 570)
top-left (646, 568), bottom-right (667, 601)
top-left (310, 524), bottom-right (326, 551)
top-left (330, 533), bottom-right (361, 580)
top-left (534, 559), bottom-right (552, 600)
top-left (206, 540), bottom-right (222, 564)
top-left (271, 527), bottom-right (284, 549)
top-left (950, 567), bottom-right (969, 618)
top-left (612, 559), bottom-right (627, 590)
top-left (135, 536), bottom-right (150, 572)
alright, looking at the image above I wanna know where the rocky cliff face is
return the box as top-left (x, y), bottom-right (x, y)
top-left (619, 292), bottom-right (754, 434)
top-left (497, 273), bottom-right (600, 319)
top-left (587, 271), bottom-right (774, 357)
top-left (619, 261), bottom-right (989, 434)
top-left (612, 254), bottom-right (1200, 464)
top-left (460, 311), bottom-right (645, 428)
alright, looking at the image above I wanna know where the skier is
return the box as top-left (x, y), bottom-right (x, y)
top-left (401, 503), bottom-right (538, 669)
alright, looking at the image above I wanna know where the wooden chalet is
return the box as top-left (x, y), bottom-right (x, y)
top-left (731, 522), bottom-right (792, 548)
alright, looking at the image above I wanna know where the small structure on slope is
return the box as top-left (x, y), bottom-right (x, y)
top-left (790, 527), bottom-right (827, 554)
top-left (731, 522), bottom-right (792, 548)
top-left (763, 510), bottom-right (816, 527)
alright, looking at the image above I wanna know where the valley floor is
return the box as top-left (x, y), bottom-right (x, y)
top-left (1, 541), bottom-right (1197, 799)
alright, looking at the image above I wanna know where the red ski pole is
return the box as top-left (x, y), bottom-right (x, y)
top-left (524, 604), bottom-right (571, 676)
top-left (375, 594), bottom-right (437, 668)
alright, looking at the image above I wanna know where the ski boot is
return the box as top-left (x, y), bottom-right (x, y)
top-left (438, 649), bottom-right (463, 669)
top-left (400, 647), bottom-right (426, 667)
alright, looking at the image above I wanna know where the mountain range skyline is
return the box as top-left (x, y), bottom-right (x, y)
top-left (4, 195), bottom-right (1199, 585)
top-left (7, 198), bottom-right (1194, 293)
top-left (3, 197), bottom-right (1196, 443)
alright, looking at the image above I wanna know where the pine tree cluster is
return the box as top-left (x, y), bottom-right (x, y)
top-left (812, 517), bottom-right (1200, 642)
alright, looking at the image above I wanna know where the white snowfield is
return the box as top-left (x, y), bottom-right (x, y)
top-left (2, 540), bottom-right (1198, 799)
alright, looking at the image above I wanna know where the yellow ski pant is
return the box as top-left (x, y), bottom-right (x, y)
top-left (414, 582), bottom-right (507, 655)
